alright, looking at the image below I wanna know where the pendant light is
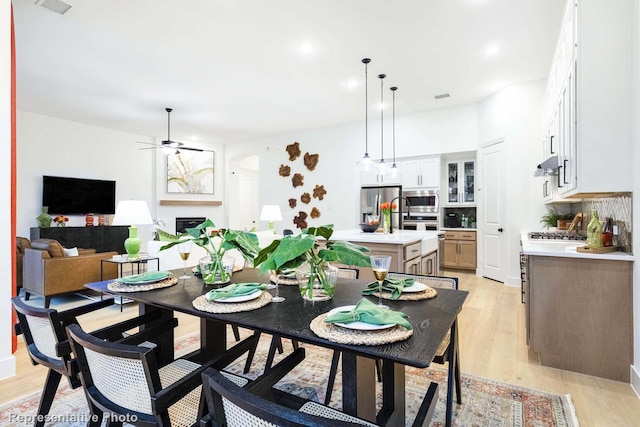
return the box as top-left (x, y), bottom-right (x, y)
top-left (358, 58), bottom-right (373, 172)
top-left (389, 86), bottom-right (399, 179)
top-left (377, 74), bottom-right (387, 175)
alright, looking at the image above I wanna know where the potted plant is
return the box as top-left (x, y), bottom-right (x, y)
top-left (253, 224), bottom-right (371, 300)
top-left (157, 219), bottom-right (259, 285)
top-left (540, 207), bottom-right (574, 230)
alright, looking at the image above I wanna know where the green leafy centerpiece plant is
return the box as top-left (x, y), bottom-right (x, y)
top-left (158, 219), bottom-right (259, 285)
top-left (253, 224), bottom-right (372, 301)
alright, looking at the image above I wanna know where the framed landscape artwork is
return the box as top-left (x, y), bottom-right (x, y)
top-left (167, 151), bottom-right (215, 194)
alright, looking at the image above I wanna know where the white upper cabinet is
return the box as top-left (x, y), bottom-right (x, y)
top-left (542, 0), bottom-right (632, 198)
top-left (360, 164), bottom-right (401, 186)
top-left (401, 156), bottom-right (440, 189)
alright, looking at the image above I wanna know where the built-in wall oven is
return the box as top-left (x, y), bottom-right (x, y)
top-left (401, 189), bottom-right (439, 231)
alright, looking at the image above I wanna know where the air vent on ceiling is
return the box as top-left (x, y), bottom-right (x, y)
top-left (39, 0), bottom-right (72, 15)
top-left (434, 93), bottom-right (450, 100)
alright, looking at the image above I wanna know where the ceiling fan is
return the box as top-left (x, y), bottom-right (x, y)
top-left (137, 108), bottom-right (213, 153)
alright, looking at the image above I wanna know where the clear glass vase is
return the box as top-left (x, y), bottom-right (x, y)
top-left (295, 261), bottom-right (338, 301)
top-left (199, 254), bottom-right (235, 285)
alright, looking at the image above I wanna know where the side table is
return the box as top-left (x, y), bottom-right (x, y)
top-left (101, 255), bottom-right (160, 311)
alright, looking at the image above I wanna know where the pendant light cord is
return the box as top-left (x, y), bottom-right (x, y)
top-left (391, 86), bottom-right (397, 165)
top-left (379, 74), bottom-right (386, 162)
top-left (362, 58), bottom-right (371, 156)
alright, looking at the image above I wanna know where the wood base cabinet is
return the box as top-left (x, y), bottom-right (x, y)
top-left (443, 230), bottom-right (476, 270)
top-left (527, 255), bottom-right (632, 382)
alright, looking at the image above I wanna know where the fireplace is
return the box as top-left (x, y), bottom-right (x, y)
top-left (176, 217), bottom-right (206, 234)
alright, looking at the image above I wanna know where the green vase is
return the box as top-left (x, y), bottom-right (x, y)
top-left (36, 206), bottom-right (52, 228)
top-left (586, 210), bottom-right (603, 248)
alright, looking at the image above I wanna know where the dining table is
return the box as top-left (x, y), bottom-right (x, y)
top-left (85, 268), bottom-right (468, 427)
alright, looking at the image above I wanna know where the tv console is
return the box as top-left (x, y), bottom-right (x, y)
top-left (30, 226), bottom-right (129, 253)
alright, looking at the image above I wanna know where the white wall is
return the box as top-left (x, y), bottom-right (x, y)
top-left (225, 104), bottom-right (479, 234)
top-left (477, 80), bottom-right (547, 285)
top-left (16, 111), bottom-right (156, 240)
top-left (0, 0), bottom-right (16, 380)
top-left (631, 0), bottom-right (640, 397)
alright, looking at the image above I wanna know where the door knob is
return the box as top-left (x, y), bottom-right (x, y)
top-left (498, 228), bottom-right (503, 232)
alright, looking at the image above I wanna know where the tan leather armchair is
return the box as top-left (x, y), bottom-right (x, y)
top-left (16, 237), bottom-right (31, 290)
top-left (22, 238), bottom-right (118, 307)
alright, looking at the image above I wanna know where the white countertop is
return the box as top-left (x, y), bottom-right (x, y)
top-left (332, 229), bottom-right (440, 255)
top-left (521, 231), bottom-right (634, 262)
top-left (440, 227), bottom-right (477, 232)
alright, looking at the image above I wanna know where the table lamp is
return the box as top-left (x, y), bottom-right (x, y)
top-left (259, 205), bottom-right (282, 233)
top-left (112, 200), bottom-right (153, 258)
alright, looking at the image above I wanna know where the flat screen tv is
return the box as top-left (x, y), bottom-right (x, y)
top-left (42, 175), bottom-right (116, 215)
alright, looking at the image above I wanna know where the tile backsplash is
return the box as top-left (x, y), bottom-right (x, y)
top-left (577, 193), bottom-right (632, 252)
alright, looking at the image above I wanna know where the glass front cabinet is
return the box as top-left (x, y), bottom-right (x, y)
top-left (445, 159), bottom-right (475, 206)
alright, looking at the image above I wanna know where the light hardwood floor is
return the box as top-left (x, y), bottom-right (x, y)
top-left (3, 271), bottom-right (640, 426)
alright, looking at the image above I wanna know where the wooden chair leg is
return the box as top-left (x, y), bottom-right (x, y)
top-left (87, 402), bottom-right (103, 427)
top-left (35, 369), bottom-right (62, 427)
top-left (243, 331), bottom-right (262, 374)
top-left (454, 346), bottom-right (462, 404)
top-left (324, 350), bottom-right (341, 405)
top-left (24, 292), bottom-right (30, 301)
top-left (275, 336), bottom-right (284, 354)
top-left (264, 336), bottom-right (280, 372)
top-left (375, 359), bottom-right (383, 382)
top-left (44, 296), bottom-right (51, 308)
top-left (232, 325), bottom-right (241, 342)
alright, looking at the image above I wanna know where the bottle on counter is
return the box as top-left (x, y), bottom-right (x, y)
top-left (602, 217), bottom-right (614, 247)
top-left (461, 214), bottom-right (467, 228)
top-left (586, 210), bottom-right (603, 248)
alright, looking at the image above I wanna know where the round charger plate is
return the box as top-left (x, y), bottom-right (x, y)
top-left (326, 305), bottom-right (395, 331)
top-left (213, 289), bottom-right (262, 303)
top-left (402, 281), bottom-right (428, 293)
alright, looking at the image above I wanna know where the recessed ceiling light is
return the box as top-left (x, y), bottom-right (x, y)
top-left (345, 80), bottom-right (358, 89)
top-left (485, 45), bottom-right (499, 57)
top-left (299, 43), bottom-right (313, 54)
top-left (190, 135), bottom-right (199, 141)
top-left (378, 103), bottom-right (385, 110)
top-left (434, 93), bottom-right (450, 100)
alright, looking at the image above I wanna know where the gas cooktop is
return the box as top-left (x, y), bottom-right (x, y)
top-left (528, 231), bottom-right (586, 241)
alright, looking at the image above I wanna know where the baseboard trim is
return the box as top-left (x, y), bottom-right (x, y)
top-left (0, 354), bottom-right (16, 381)
top-left (631, 365), bottom-right (640, 399)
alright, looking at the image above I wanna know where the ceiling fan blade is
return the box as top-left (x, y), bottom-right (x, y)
top-left (136, 141), bottom-right (157, 146)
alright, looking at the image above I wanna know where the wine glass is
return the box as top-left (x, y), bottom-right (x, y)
top-left (271, 271), bottom-right (285, 303)
top-left (177, 241), bottom-right (192, 280)
top-left (369, 255), bottom-right (391, 309)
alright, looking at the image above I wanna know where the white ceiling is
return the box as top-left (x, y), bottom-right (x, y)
top-left (13, 0), bottom-right (565, 145)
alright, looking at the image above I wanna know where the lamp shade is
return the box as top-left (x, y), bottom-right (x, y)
top-left (112, 200), bottom-right (153, 226)
top-left (259, 205), bottom-right (283, 222)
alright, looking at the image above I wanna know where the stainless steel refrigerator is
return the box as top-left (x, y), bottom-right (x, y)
top-left (360, 185), bottom-right (403, 231)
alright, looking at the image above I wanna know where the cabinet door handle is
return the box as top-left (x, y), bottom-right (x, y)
top-left (543, 180), bottom-right (548, 197)
top-left (557, 165), bottom-right (563, 188)
top-left (550, 135), bottom-right (555, 154)
top-left (563, 159), bottom-right (569, 184)
top-left (427, 258), bottom-right (433, 275)
top-left (498, 228), bottom-right (503, 232)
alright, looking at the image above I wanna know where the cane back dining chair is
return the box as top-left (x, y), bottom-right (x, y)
top-left (201, 367), bottom-right (379, 427)
top-left (67, 321), bottom-right (306, 427)
top-left (11, 296), bottom-right (176, 427)
top-left (387, 273), bottom-right (461, 403)
top-left (324, 273), bottom-right (461, 406)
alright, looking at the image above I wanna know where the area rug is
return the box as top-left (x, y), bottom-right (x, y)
top-left (0, 330), bottom-right (579, 427)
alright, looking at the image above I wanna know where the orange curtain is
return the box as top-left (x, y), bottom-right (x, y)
top-left (11, 3), bottom-right (17, 353)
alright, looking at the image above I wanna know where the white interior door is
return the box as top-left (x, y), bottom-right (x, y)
top-left (237, 169), bottom-right (259, 230)
top-left (480, 141), bottom-right (507, 283)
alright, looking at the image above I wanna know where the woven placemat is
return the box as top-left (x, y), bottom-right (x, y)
top-left (107, 277), bottom-right (178, 293)
top-left (371, 286), bottom-right (437, 301)
top-left (192, 291), bottom-right (272, 313)
top-left (269, 273), bottom-right (303, 286)
top-left (310, 313), bottom-right (413, 345)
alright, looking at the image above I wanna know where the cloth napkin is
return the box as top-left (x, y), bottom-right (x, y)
top-left (116, 271), bottom-right (171, 284)
top-left (324, 298), bottom-right (412, 330)
top-left (206, 283), bottom-right (266, 301)
top-left (362, 277), bottom-right (415, 300)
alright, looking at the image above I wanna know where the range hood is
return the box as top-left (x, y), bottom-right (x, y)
top-left (533, 155), bottom-right (558, 177)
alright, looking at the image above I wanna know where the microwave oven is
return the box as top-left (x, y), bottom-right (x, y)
top-left (402, 189), bottom-right (439, 215)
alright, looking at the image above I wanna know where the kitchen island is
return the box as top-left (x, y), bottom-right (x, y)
top-left (330, 229), bottom-right (441, 280)
top-left (521, 231), bottom-right (633, 382)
